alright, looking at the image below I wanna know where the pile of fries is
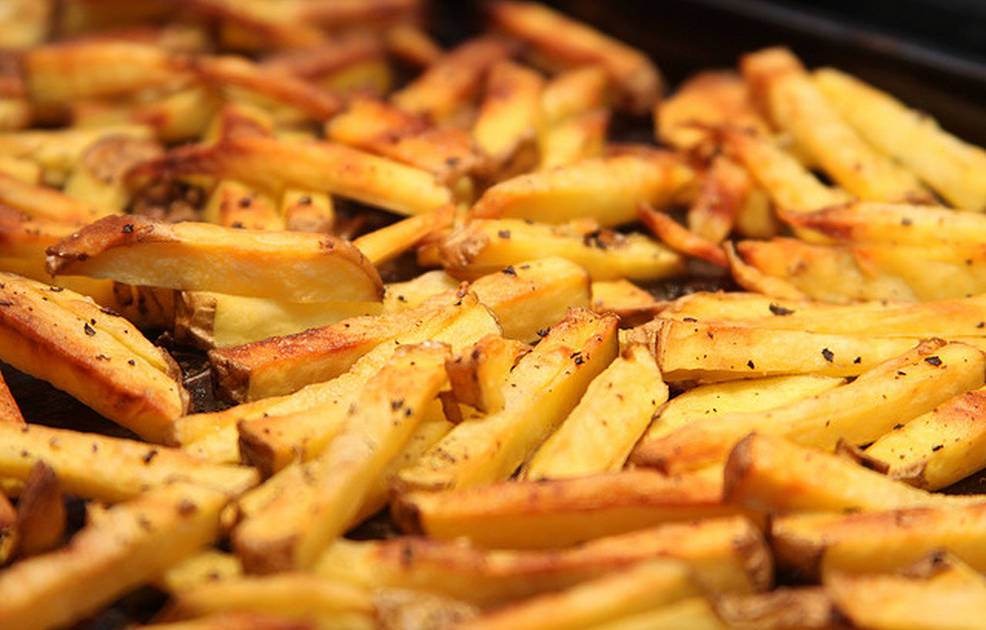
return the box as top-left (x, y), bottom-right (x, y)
top-left (2, 1), bottom-right (986, 629)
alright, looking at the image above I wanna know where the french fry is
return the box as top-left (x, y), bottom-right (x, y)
top-left (541, 66), bottom-right (610, 125)
top-left (0, 481), bottom-right (230, 630)
top-left (133, 612), bottom-right (316, 630)
top-left (175, 291), bottom-right (382, 351)
top-left (157, 550), bottom-right (243, 593)
top-left (318, 516), bottom-right (770, 602)
top-left (489, 1), bottom-right (661, 114)
top-left (589, 598), bottom-right (726, 630)
top-left (865, 388), bottom-right (986, 490)
top-left (382, 270), bottom-right (459, 312)
top-left (395, 308), bottom-right (618, 492)
top-left (385, 23), bottom-right (444, 67)
top-left (63, 134), bottom-right (163, 215)
top-left (353, 206), bottom-right (454, 266)
top-left (538, 108), bottom-right (608, 170)
top-left (0, 171), bottom-right (102, 223)
top-left (589, 279), bottom-right (664, 326)
top-left (713, 587), bottom-right (844, 630)
top-left (685, 155), bottom-right (753, 244)
top-left (742, 47), bottom-right (929, 203)
top-left (162, 574), bottom-right (374, 630)
top-left (632, 340), bottom-right (986, 473)
top-left (521, 343), bottom-right (665, 478)
top-left (392, 36), bottom-right (516, 122)
top-left (456, 560), bottom-right (700, 630)
top-left (723, 433), bottom-right (966, 513)
top-left (46, 215), bottom-right (384, 304)
top-left (436, 219), bottom-right (683, 281)
top-left (472, 61), bottom-right (543, 174)
top-left (392, 470), bottom-right (747, 549)
top-left (15, 461), bottom-right (65, 557)
top-left (130, 135), bottom-right (453, 217)
top-left (233, 342), bottom-right (450, 572)
top-left (0, 272), bottom-right (188, 442)
top-left (814, 67), bottom-right (986, 211)
top-left (281, 189), bottom-right (333, 234)
top-left (202, 179), bottom-right (285, 231)
top-left (0, 422), bottom-right (258, 502)
top-left (638, 204), bottom-right (728, 267)
top-left (471, 153), bottom-right (694, 226)
top-left (446, 333), bottom-right (530, 413)
top-left (0, 490), bottom-right (15, 564)
top-left (0, 371), bottom-right (22, 425)
top-left (734, 189), bottom-right (780, 238)
top-left (0, 206), bottom-right (81, 259)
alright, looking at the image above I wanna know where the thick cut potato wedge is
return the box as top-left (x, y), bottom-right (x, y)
top-left (395, 308), bottom-right (618, 492)
top-left (318, 516), bottom-right (769, 605)
top-left (0, 273), bottom-right (187, 442)
top-left (456, 560), bottom-right (700, 630)
top-left (0, 482), bottom-right (230, 630)
top-left (814, 67), bottom-right (986, 211)
top-left (392, 470), bottom-right (748, 549)
top-left (471, 154), bottom-right (693, 226)
top-left (489, 1), bottom-right (661, 114)
top-left (233, 343), bottom-right (450, 572)
top-left (446, 334), bottom-right (529, 413)
top-left (522, 343), bottom-right (666, 478)
top-left (632, 340), bottom-right (986, 473)
top-left (46, 215), bottom-right (383, 304)
top-left (436, 219), bottom-right (683, 281)
top-left (382, 270), bottom-right (460, 312)
top-left (472, 61), bottom-right (543, 173)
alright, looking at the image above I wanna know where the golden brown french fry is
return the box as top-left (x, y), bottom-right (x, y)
top-left (133, 612), bottom-right (315, 630)
top-left (157, 550), bottom-right (243, 593)
top-left (353, 206), bottom-right (454, 266)
top-left (814, 67), bottom-right (986, 211)
top-left (392, 35), bottom-right (515, 122)
top-left (318, 516), bottom-right (770, 602)
top-left (14, 461), bottom-right (65, 557)
top-left (490, 1), bottom-right (661, 114)
top-left (63, 134), bottom-right (162, 215)
top-left (865, 388), bottom-right (986, 490)
top-left (233, 342), bottom-right (450, 572)
top-left (638, 204), bottom-right (728, 267)
top-left (385, 23), bottom-right (444, 67)
top-left (685, 155), bottom-right (753, 244)
top-left (162, 574), bottom-right (374, 630)
top-left (392, 470), bottom-right (748, 549)
top-left (382, 270), bottom-right (460, 312)
top-left (471, 153), bottom-right (693, 226)
top-left (538, 108), bottom-right (608, 170)
top-left (202, 179), bottom-right (285, 231)
top-left (472, 60), bottom-right (543, 174)
top-left (0, 482), bottom-right (230, 630)
top-left (541, 66), bottom-right (610, 124)
top-left (589, 279), bottom-right (664, 327)
top-left (521, 343), bottom-right (665, 478)
top-left (281, 189), bottom-right (333, 234)
top-left (713, 588), bottom-right (842, 630)
top-left (742, 47), bottom-right (929, 203)
top-left (0, 206), bottom-right (81, 259)
top-left (0, 171), bottom-right (103, 223)
top-left (46, 215), bottom-right (383, 304)
top-left (0, 422), bottom-right (258, 502)
top-left (395, 308), bottom-right (618, 492)
top-left (436, 219), bottom-right (683, 281)
top-left (0, 489), bottom-right (15, 564)
top-left (723, 433), bottom-right (966, 513)
top-left (590, 598), bottom-right (727, 630)
top-left (734, 188), bottom-right (780, 238)
top-left (724, 241), bottom-right (810, 300)
top-left (0, 371), bottom-right (22, 425)
top-left (128, 87), bottom-right (221, 143)
top-left (456, 560), bottom-right (700, 630)
top-left (446, 333), bottom-right (530, 413)
top-left (0, 272), bottom-right (188, 442)
top-left (632, 340), bottom-right (986, 473)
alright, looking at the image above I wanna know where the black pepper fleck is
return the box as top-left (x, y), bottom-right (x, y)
top-left (821, 348), bottom-right (834, 362)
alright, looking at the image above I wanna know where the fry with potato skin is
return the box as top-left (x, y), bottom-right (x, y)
top-left (46, 215), bottom-right (383, 304)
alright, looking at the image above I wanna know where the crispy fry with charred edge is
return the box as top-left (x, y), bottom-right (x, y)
top-left (538, 108), bottom-right (608, 170)
top-left (391, 470), bottom-right (749, 549)
top-left (0, 171), bottom-right (102, 223)
top-left (472, 60), bottom-right (543, 175)
top-left (471, 153), bottom-right (693, 227)
top-left (631, 340), bottom-right (986, 473)
top-left (638, 204), bottom-right (728, 267)
top-left (489, 1), bottom-right (661, 114)
top-left (591, 598), bottom-right (726, 630)
top-left (541, 66), bottom-right (610, 125)
top-left (721, 127), bottom-right (849, 214)
top-left (641, 374), bottom-right (845, 443)
top-left (160, 574), bottom-right (374, 629)
top-left (824, 554), bottom-right (986, 630)
top-left (773, 503), bottom-right (986, 579)
top-left (395, 308), bottom-right (618, 492)
top-left (0, 273), bottom-right (188, 442)
top-left (0, 422), bottom-right (258, 501)
top-left (15, 462), bottom-right (65, 557)
top-left (735, 237), bottom-right (986, 302)
top-left (723, 433), bottom-right (968, 513)
top-left (318, 516), bottom-right (770, 602)
top-left (713, 587), bottom-right (845, 630)
top-left (456, 560), bottom-right (700, 630)
top-left (685, 155), bottom-right (753, 244)
top-left (176, 292), bottom-right (381, 351)
top-left (590, 279), bottom-right (664, 327)
top-left (353, 206), bottom-right (454, 266)
top-left (0, 371), bottom-right (22, 424)
top-left (435, 219), bottom-right (683, 281)
top-left (0, 482), bottom-right (230, 630)
top-left (280, 189), bottom-right (333, 234)
top-left (656, 71), bottom-right (770, 153)
top-left (233, 342), bottom-right (450, 572)
top-left (521, 343), bottom-right (665, 478)
top-left (326, 98), bottom-right (480, 182)
top-left (865, 388), bottom-right (986, 490)
top-left (741, 47), bottom-right (929, 203)
top-left (0, 490), bottom-right (14, 564)
top-left (46, 215), bottom-right (383, 304)
top-left (446, 333), bottom-right (529, 413)
top-left (129, 135), bottom-right (453, 217)
top-left (814, 67), bottom-right (986, 211)
top-left (392, 35), bottom-right (516, 121)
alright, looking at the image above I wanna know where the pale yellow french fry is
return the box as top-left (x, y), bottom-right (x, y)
top-left (0, 171), bottom-right (102, 223)
top-left (591, 598), bottom-right (726, 630)
top-left (353, 206), bottom-right (454, 266)
top-left (472, 60), bottom-right (543, 174)
top-left (63, 134), bottom-right (162, 215)
top-left (538, 108), bottom-right (608, 170)
top-left (201, 179), bottom-right (285, 231)
top-left (446, 334), bottom-right (530, 413)
top-left (724, 242), bottom-right (809, 301)
top-left (541, 65), bottom-right (610, 124)
top-left (281, 189), bottom-right (334, 234)
top-left (157, 550), bottom-right (243, 593)
top-left (713, 587), bottom-right (841, 630)
top-left (589, 279), bottom-right (664, 327)
top-left (657, 71), bottom-right (769, 150)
